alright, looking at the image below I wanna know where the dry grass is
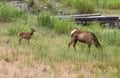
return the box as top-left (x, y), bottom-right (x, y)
top-left (0, 59), bottom-right (117, 78)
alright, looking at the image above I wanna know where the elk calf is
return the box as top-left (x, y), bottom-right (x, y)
top-left (68, 28), bottom-right (101, 51)
top-left (18, 28), bottom-right (36, 45)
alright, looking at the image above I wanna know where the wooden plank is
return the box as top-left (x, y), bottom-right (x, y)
top-left (55, 13), bottom-right (101, 19)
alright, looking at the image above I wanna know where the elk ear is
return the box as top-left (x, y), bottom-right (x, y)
top-left (31, 28), bottom-right (36, 32)
top-left (31, 28), bottom-right (34, 31)
top-left (74, 28), bottom-right (78, 29)
top-left (31, 28), bottom-right (33, 30)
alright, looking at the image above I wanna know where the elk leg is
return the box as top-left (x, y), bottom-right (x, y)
top-left (28, 39), bottom-right (30, 45)
top-left (68, 37), bottom-right (75, 49)
top-left (73, 40), bottom-right (77, 51)
top-left (19, 37), bottom-right (23, 45)
top-left (88, 43), bottom-right (91, 53)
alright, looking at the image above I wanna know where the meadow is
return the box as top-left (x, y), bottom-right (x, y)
top-left (0, 0), bottom-right (120, 78)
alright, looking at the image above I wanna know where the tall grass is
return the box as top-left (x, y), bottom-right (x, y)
top-left (60, 0), bottom-right (120, 14)
top-left (60, 0), bottom-right (96, 13)
top-left (0, 2), bottom-right (27, 22)
top-left (37, 11), bottom-right (54, 28)
top-left (7, 22), bottom-right (30, 36)
top-left (54, 19), bottom-right (76, 34)
top-left (106, 0), bottom-right (120, 9)
top-left (96, 0), bottom-right (120, 9)
top-left (60, 0), bottom-right (74, 7)
top-left (37, 11), bottom-right (76, 34)
top-left (73, 0), bottom-right (96, 14)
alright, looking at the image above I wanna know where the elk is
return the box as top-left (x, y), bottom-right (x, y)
top-left (18, 28), bottom-right (36, 45)
top-left (68, 28), bottom-right (101, 52)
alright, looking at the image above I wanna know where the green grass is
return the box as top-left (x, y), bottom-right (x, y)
top-left (60, 0), bottom-right (96, 14)
top-left (0, 0), bottom-right (120, 77)
top-left (0, 17), bottom-right (120, 78)
top-left (37, 11), bottom-right (54, 28)
top-left (1, 19), bottom-right (120, 64)
top-left (60, 0), bottom-right (120, 14)
top-left (96, 0), bottom-right (120, 9)
top-left (37, 12), bottom-right (76, 34)
top-left (0, 2), bottom-right (28, 22)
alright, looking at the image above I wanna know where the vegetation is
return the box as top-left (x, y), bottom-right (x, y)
top-left (37, 11), bottom-right (76, 34)
top-left (0, 2), bottom-right (27, 22)
top-left (61, 0), bottom-right (96, 13)
top-left (0, 0), bottom-right (120, 78)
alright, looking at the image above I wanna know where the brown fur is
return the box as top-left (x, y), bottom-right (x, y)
top-left (68, 28), bottom-right (101, 51)
top-left (18, 28), bottom-right (36, 45)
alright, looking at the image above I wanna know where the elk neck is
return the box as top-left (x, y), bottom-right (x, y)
top-left (30, 31), bottom-right (34, 36)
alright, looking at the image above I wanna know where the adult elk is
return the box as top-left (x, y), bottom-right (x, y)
top-left (68, 28), bottom-right (101, 51)
top-left (18, 28), bottom-right (36, 45)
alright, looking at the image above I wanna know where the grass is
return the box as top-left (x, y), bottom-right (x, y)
top-left (0, 2), bottom-right (27, 22)
top-left (0, 19), bottom-right (120, 77)
top-left (37, 12), bottom-right (76, 34)
top-left (37, 11), bottom-right (54, 28)
top-left (0, 0), bottom-right (120, 78)
top-left (97, 0), bottom-right (120, 9)
top-left (60, 0), bottom-right (120, 14)
top-left (0, 21), bottom-right (120, 78)
top-left (60, 0), bottom-right (96, 14)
